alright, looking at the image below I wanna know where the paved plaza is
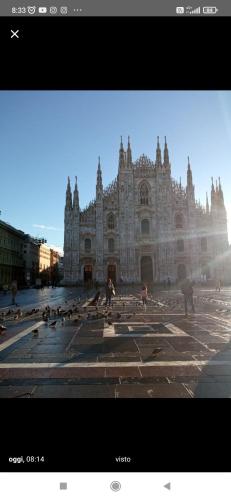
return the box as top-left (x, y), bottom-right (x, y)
top-left (1, 286), bottom-right (231, 397)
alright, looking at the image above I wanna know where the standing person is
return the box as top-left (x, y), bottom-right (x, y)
top-left (181, 278), bottom-right (195, 316)
top-left (167, 277), bottom-right (171, 289)
top-left (105, 278), bottom-right (115, 307)
top-left (215, 279), bottom-right (221, 292)
top-left (141, 285), bottom-right (148, 312)
top-left (11, 281), bottom-right (17, 306)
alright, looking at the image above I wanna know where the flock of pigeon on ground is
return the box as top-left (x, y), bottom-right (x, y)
top-left (0, 291), bottom-right (145, 337)
top-left (1, 288), bottom-right (229, 337)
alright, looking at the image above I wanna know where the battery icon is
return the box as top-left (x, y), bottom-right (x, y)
top-left (203, 6), bottom-right (218, 13)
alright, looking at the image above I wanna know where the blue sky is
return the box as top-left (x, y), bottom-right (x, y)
top-left (0, 90), bottom-right (231, 252)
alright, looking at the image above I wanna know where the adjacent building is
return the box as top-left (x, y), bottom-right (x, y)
top-left (0, 222), bottom-right (61, 288)
top-left (63, 136), bottom-right (230, 285)
top-left (38, 244), bottom-right (51, 274)
top-left (0, 220), bottom-right (25, 288)
top-left (23, 235), bottom-right (40, 285)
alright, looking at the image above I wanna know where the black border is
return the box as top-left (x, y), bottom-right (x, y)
top-left (1, 16), bottom-right (231, 90)
top-left (0, 399), bottom-right (229, 471)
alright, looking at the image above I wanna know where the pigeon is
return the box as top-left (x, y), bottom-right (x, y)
top-left (49, 321), bottom-right (57, 327)
top-left (107, 319), bottom-right (113, 325)
top-left (152, 348), bottom-right (162, 356)
top-left (0, 325), bottom-right (7, 333)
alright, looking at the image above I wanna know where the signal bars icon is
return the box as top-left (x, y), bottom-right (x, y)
top-left (188, 6), bottom-right (201, 13)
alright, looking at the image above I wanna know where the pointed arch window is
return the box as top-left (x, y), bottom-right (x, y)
top-left (141, 219), bottom-right (150, 235)
top-left (175, 213), bottom-right (184, 229)
top-left (201, 237), bottom-right (207, 252)
top-left (107, 213), bottom-right (115, 230)
top-left (108, 238), bottom-right (115, 253)
top-left (85, 238), bottom-right (91, 253)
top-left (140, 183), bottom-right (149, 205)
top-left (177, 239), bottom-right (184, 252)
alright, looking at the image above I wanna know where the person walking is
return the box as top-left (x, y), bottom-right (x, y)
top-left (141, 285), bottom-right (148, 312)
top-left (215, 279), bottom-right (221, 292)
top-left (181, 278), bottom-right (195, 316)
top-left (105, 278), bottom-right (115, 307)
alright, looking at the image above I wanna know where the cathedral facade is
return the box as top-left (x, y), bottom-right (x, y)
top-left (63, 137), bottom-right (229, 285)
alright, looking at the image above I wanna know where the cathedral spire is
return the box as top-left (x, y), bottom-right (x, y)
top-left (127, 136), bottom-right (132, 167)
top-left (65, 176), bottom-right (72, 210)
top-left (73, 175), bottom-right (79, 211)
top-left (187, 156), bottom-right (193, 187)
top-left (186, 156), bottom-right (195, 203)
top-left (211, 176), bottom-right (216, 207)
top-left (96, 156), bottom-right (103, 199)
top-left (211, 177), bottom-right (215, 192)
top-left (163, 136), bottom-right (169, 166)
top-left (218, 176), bottom-right (224, 204)
top-left (119, 136), bottom-right (125, 170)
top-left (155, 136), bottom-right (162, 167)
top-left (206, 192), bottom-right (209, 213)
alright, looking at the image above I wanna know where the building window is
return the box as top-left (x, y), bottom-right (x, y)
top-left (107, 213), bottom-right (115, 230)
top-left (141, 219), bottom-right (150, 234)
top-left (177, 239), bottom-right (184, 251)
top-left (108, 238), bottom-right (115, 253)
top-left (140, 183), bottom-right (149, 205)
top-left (175, 213), bottom-right (183, 229)
top-left (85, 238), bottom-right (91, 252)
top-left (201, 237), bottom-right (207, 251)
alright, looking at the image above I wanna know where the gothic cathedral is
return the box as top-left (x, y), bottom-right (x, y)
top-left (63, 137), bottom-right (229, 285)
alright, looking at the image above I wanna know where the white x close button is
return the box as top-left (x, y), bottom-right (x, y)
top-left (10, 29), bottom-right (19, 39)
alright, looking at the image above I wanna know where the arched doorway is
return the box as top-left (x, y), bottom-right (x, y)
top-left (141, 256), bottom-right (153, 283)
top-left (201, 260), bottom-right (210, 281)
top-left (107, 265), bottom-right (116, 284)
top-left (84, 265), bottom-right (92, 283)
top-left (177, 264), bottom-right (186, 281)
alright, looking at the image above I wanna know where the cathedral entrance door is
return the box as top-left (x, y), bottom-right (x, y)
top-left (107, 265), bottom-right (116, 284)
top-left (177, 264), bottom-right (186, 281)
top-left (141, 256), bottom-right (153, 283)
top-left (84, 265), bottom-right (93, 283)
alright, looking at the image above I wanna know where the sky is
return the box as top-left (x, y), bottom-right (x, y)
top-left (0, 90), bottom-right (231, 253)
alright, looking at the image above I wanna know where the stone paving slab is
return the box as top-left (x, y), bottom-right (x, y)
top-left (115, 383), bottom-right (191, 398)
top-left (32, 385), bottom-right (116, 398)
top-left (0, 385), bottom-right (36, 397)
top-left (139, 365), bottom-right (202, 377)
top-left (104, 366), bottom-right (141, 377)
top-left (0, 377), bottom-right (120, 386)
top-left (185, 382), bottom-right (231, 398)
